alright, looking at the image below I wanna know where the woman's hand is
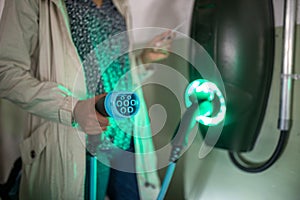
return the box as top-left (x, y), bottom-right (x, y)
top-left (73, 94), bottom-right (109, 135)
top-left (140, 30), bottom-right (175, 64)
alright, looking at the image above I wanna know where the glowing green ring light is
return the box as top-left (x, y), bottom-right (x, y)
top-left (185, 79), bottom-right (226, 126)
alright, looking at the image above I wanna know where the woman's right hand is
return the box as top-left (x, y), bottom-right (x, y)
top-left (73, 94), bottom-right (109, 135)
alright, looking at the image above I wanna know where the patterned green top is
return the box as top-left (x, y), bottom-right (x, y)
top-left (65, 0), bottom-right (133, 150)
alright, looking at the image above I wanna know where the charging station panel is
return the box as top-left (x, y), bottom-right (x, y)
top-left (190, 0), bottom-right (275, 152)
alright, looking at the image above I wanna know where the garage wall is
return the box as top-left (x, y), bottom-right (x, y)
top-left (128, 1), bottom-right (300, 200)
top-left (184, 26), bottom-right (300, 200)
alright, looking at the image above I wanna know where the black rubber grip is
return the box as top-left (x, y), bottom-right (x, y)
top-left (95, 96), bottom-right (109, 117)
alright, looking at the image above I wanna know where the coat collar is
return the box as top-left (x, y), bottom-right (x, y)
top-left (49, 0), bottom-right (127, 17)
top-left (50, 0), bottom-right (59, 4)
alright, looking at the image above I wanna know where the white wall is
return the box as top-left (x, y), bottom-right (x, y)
top-left (129, 1), bottom-right (300, 200)
top-left (184, 26), bottom-right (300, 200)
top-left (129, 0), bottom-right (194, 43)
top-left (273, 0), bottom-right (300, 27)
top-left (0, 0), bottom-right (4, 20)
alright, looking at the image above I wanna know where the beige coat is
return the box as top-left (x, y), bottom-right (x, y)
top-left (0, 0), bottom-right (160, 199)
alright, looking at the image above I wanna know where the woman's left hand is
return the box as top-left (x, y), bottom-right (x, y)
top-left (140, 30), bottom-right (175, 64)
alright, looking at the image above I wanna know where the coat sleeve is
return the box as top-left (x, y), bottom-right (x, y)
top-left (0, 0), bottom-right (78, 126)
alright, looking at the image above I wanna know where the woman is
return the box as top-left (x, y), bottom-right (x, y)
top-left (0, 0), bottom-right (173, 199)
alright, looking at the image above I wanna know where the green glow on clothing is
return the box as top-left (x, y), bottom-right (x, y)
top-left (74, 164), bottom-right (77, 179)
top-left (91, 43), bottom-right (133, 150)
top-left (72, 121), bottom-right (79, 128)
top-left (58, 85), bottom-right (73, 96)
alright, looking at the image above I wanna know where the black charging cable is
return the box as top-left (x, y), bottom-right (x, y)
top-left (228, 131), bottom-right (289, 173)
